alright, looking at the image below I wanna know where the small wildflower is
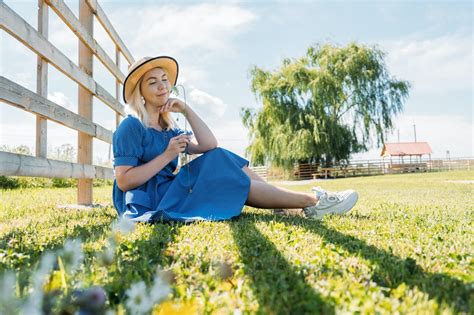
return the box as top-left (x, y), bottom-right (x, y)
top-left (24, 253), bottom-right (55, 315)
top-left (21, 291), bottom-right (43, 315)
top-left (125, 281), bottom-right (153, 314)
top-left (7, 238), bottom-right (19, 248)
top-left (149, 275), bottom-right (171, 305)
top-left (97, 244), bottom-right (115, 266)
top-left (73, 286), bottom-right (107, 313)
top-left (61, 239), bottom-right (84, 271)
top-left (0, 272), bottom-right (18, 314)
top-left (112, 217), bottom-right (136, 234)
top-left (33, 252), bottom-right (55, 289)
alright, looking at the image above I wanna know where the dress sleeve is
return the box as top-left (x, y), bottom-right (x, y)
top-left (113, 117), bottom-right (144, 167)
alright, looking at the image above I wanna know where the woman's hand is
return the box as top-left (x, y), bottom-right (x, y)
top-left (164, 134), bottom-right (191, 159)
top-left (160, 97), bottom-right (186, 114)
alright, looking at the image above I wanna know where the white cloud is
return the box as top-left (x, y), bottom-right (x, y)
top-left (352, 114), bottom-right (473, 160)
top-left (47, 92), bottom-right (74, 110)
top-left (48, 12), bottom-right (78, 66)
top-left (379, 35), bottom-right (472, 93)
top-left (110, 4), bottom-right (257, 58)
top-left (187, 87), bottom-right (228, 120)
top-left (349, 34), bottom-right (474, 160)
top-left (0, 118), bottom-right (76, 148)
top-left (212, 119), bottom-right (249, 158)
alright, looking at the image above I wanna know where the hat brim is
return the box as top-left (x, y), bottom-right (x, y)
top-left (123, 56), bottom-right (179, 104)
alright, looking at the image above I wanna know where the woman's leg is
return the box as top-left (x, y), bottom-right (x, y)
top-left (241, 166), bottom-right (358, 216)
top-left (243, 166), bottom-right (317, 215)
top-left (245, 179), bottom-right (317, 209)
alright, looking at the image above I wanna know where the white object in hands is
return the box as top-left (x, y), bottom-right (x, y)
top-left (303, 186), bottom-right (359, 219)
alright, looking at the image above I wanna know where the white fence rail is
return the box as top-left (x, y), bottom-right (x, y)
top-left (0, 0), bottom-right (132, 204)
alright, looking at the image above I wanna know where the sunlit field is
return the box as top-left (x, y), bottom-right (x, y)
top-left (0, 170), bottom-right (472, 314)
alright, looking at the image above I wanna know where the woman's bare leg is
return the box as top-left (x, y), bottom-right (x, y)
top-left (242, 166), bottom-right (309, 214)
top-left (242, 172), bottom-right (318, 209)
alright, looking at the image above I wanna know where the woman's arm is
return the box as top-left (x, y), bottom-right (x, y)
top-left (115, 134), bottom-right (190, 191)
top-left (181, 105), bottom-right (218, 154)
top-left (159, 98), bottom-right (218, 154)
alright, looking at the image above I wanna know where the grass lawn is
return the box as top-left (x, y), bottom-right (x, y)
top-left (0, 170), bottom-right (472, 314)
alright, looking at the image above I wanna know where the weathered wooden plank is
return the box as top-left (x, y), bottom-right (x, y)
top-left (36, 0), bottom-right (49, 158)
top-left (1, 2), bottom-right (126, 116)
top-left (45, 0), bottom-right (125, 83)
top-left (0, 77), bottom-right (113, 144)
top-left (85, 0), bottom-right (134, 64)
top-left (115, 47), bottom-right (121, 128)
top-left (0, 151), bottom-right (114, 179)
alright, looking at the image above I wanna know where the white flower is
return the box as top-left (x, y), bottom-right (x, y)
top-left (61, 239), bottom-right (84, 271)
top-left (0, 272), bottom-right (18, 314)
top-left (21, 290), bottom-right (43, 315)
top-left (149, 275), bottom-right (171, 305)
top-left (125, 281), bottom-right (153, 314)
top-left (33, 252), bottom-right (55, 289)
top-left (23, 252), bottom-right (56, 315)
top-left (97, 244), bottom-right (115, 266)
top-left (0, 271), bottom-right (15, 300)
top-left (112, 217), bottom-right (136, 234)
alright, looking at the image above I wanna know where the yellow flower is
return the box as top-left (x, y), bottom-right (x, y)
top-left (153, 300), bottom-right (199, 315)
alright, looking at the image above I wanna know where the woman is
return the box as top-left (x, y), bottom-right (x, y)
top-left (112, 56), bottom-right (359, 222)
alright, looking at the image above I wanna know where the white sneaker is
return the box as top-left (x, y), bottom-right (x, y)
top-left (303, 187), bottom-right (359, 219)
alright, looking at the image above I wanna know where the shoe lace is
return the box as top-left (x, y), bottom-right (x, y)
top-left (319, 191), bottom-right (342, 204)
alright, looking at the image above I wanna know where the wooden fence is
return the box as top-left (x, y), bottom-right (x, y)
top-left (0, 0), bottom-right (134, 204)
top-left (264, 157), bottom-right (474, 181)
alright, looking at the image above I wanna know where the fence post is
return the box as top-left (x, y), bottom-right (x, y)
top-left (36, 0), bottom-right (48, 158)
top-left (78, 1), bottom-right (94, 205)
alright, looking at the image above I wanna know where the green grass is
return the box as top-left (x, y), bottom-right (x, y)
top-left (0, 170), bottom-right (473, 314)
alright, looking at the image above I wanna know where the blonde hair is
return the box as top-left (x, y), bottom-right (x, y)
top-left (125, 73), bottom-right (176, 130)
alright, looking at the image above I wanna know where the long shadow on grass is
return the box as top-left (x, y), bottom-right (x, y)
top-left (229, 214), bottom-right (334, 314)
top-left (255, 213), bottom-right (472, 313)
top-left (106, 221), bottom-right (180, 305)
top-left (0, 220), bottom-right (114, 270)
top-left (0, 217), bottom-right (116, 294)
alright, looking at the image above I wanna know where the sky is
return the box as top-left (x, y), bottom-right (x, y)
top-left (1, 0), bottom-right (473, 166)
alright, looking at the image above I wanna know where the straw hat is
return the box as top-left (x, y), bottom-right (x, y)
top-left (122, 56), bottom-right (179, 104)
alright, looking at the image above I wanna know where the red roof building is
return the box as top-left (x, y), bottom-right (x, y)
top-left (381, 142), bottom-right (433, 173)
top-left (381, 142), bottom-right (432, 157)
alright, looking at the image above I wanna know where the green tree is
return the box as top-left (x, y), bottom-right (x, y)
top-left (241, 43), bottom-right (410, 169)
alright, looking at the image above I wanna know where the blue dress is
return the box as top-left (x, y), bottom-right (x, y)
top-left (112, 115), bottom-right (251, 222)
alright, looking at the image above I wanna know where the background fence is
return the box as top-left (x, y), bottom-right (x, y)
top-left (262, 157), bottom-right (474, 181)
top-left (1, 0), bottom-right (133, 204)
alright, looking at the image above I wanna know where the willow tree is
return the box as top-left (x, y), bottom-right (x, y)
top-left (241, 43), bottom-right (410, 169)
